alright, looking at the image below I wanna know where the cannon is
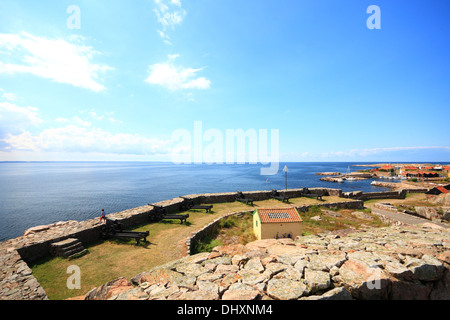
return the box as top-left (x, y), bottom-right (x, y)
top-left (235, 191), bottom-right (254, 205)
top-left (270, 189), bottom-right (290, 203)
top-left (149, 205), bottom-right (189, 224)
top-left (299, 187), bottom-right (325, 200)
top-left (179, 196), bottom-right (213, 213)
top-left (100, 218), bottom-right (149, 245)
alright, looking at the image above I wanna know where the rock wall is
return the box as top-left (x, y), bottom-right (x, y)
top-left (0, 248), bottom-right (47, 300)
top-left (83, 224), bottom-right (450, 300)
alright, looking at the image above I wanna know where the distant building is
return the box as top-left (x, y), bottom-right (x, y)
top-left (401, 171), bottom-right (439, 178)
top-left (253, 207), bottom-right (303, 240)
top-left (426, 184), bottom-right (450, 195)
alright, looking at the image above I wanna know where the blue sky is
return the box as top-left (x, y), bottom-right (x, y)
top-left (0, 0), bottom-right (449, 163)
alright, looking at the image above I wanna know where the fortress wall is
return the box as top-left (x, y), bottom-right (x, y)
top-left (0, 186), bottom-right (427, 300)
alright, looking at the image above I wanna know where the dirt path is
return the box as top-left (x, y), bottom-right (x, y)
top-left (371, 206), bottom-right (448, 228)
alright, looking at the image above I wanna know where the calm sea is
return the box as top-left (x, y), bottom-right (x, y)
top-left (0, 161), bottom-right (418, 241)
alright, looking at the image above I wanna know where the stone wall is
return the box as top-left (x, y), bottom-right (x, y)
top-left (185, 211), bottom-right (254, 256)
top-left (0, 186), bottom-right (438, 300)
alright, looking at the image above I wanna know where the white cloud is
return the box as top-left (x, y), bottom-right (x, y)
top-left (0, 32), bottom-right (113, 92)
top-left (288, 146), bottom-right (450, 161)
top-left (87, 111), bottom-right (122, 125)
top-left (145, 55), bottom-right (210, 90)
top-left (2, 125), bottom-right (171, 155)
top-left (0, 101), bottom-right (42, 135)
top-left (88, 111), bottom-right (105, 121)
top-left (154, 0), bottom-right (186, 43)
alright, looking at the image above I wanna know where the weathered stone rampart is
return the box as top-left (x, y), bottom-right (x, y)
top-left (0, 187), bottom-right (442, 300)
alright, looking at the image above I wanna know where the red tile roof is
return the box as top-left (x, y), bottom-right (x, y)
top-left (437, 187), bottom-right (449, 194)
top-left (256, 208), bottom-right (302, 224)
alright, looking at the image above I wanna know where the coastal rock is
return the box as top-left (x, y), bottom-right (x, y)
top-left (404, 255), bottom-right (445, 281)
top-left (222, 288), bottom-right (260, 300)
top-left (85, 277), bottom-right (133, 300)
top-left (23, 225), bottom-right (50, 236)
top-left (304, 270), bottom-right (331, 293)
top-left (131, 269), bottom-right (183, 286)
top-left (338, 260), bottom-right (390, 300)
top-left (267, 278), bottom-right (308, 300)
top-left (177, 290), bottom-right (219, 300)
top-left (390, 279), bottom-right (432, 300)
top-left (244, 258), bottom-right (265, 274)
top-left (315, 172), bottom-right (341, 176)
top-left (308, 251), bottom-right (347, 271)
top-left (415, 207), bottom-right (441, 220)
top-left (301, 287), bottom-right (353, 300)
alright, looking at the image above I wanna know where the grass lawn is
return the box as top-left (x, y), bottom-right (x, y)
top-left (29, 195), bottom-right (359, 300)
top-left (363, 192), bottom-right (434, 209)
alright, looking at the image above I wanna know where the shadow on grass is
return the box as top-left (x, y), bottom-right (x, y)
top-left (107, 238), bottom-right (157, 248)
top-left (159, 219), bottom-right (192, 226)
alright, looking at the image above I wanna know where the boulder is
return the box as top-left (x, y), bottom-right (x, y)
top-left (301, 287), bottom-right (353, 300)
top-left (404, 255), bottom-right (445, 281)
top-left (339, 260), bottom-right (390, 299)
top-left (390, 279), bottom-right (432, 300)
top-left (415, 207), bottom-right (441, 220)
top-left (85, 277), bottom-right (134, 300)
top-left (267, 278), bottom-right (308, 300)
top-left (304, 269), bottom-right (331, 293)
top-left (131, 269), bottom-right (183, 286)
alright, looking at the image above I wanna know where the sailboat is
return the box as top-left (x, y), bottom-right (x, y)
top-left (345, 166), bottom-right (356, 181)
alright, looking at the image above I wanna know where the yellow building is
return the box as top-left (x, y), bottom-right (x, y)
top-left (253, 207), bottom-right (303, 240)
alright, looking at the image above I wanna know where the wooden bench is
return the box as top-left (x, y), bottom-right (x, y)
top-left (112, 231), bottom-right (149, 245)
top-left (162, 214), bottom-right (189, 224)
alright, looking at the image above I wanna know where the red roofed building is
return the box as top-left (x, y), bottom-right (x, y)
top-left (253, 207), bottom-right (303, 240)
top-left (426, 185), bottom-right (450, 195)
top-left (380, 165), bottom-right (394, 171)
top-left (402, 171), bottom-right (439, 178)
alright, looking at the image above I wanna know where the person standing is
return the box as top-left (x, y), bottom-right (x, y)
top-left (100, 209), bottom-right (106, 223)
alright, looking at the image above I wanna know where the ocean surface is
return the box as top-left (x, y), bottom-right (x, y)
top-left (0, 161), bottom-right (408, 241)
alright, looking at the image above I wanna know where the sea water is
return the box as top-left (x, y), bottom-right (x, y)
top-left (0, 161), bottom-right (397, 241)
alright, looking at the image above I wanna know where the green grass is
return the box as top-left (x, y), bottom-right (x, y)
top-left (191, 212), bottom-right (257, 254)
top-left (299, 207), bottom-right (388, 235)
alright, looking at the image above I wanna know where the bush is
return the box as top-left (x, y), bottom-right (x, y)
top-left (219, 217), bottom-right (236, 229)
